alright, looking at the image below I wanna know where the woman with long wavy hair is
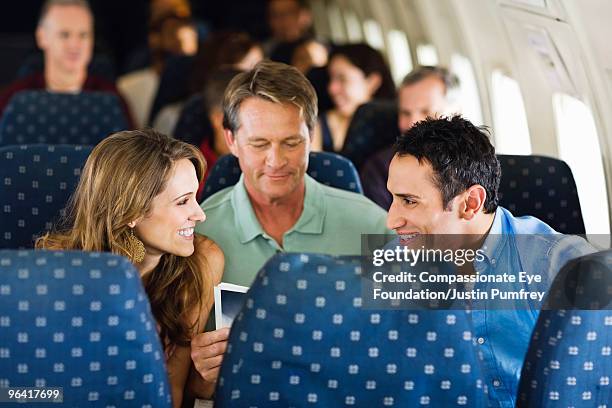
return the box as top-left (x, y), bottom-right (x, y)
top-left (37, 128), bottom-right (224, 406)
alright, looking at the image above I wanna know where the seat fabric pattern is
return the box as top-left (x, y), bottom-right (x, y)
top-left (215, 252), bottom-right (490, 407)
top-left (0, 144), bottom-right (92, 249)
top-left (498, 155), bottom-right (585, 234)
top-left (517, 250), bottom-right (612, 407)
top-left (0, 90), bottom-right (128, 147)
top-left (201, 152), bottom-right (364, 201)
top-left (0, 250), bottom-right (172, 407)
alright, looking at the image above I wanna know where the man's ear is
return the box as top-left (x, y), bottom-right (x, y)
top-left (460, 185), bottom-right (487, 220)
top-left (366, 72), bottom-right (382, 96)
top-left (224, 129), bottom-right (239, 157)
top-left (35, 26), bottom-right (47, 50)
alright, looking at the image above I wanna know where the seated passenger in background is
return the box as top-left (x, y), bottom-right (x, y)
top-left (361, 66), bottom-right (459, 209)
top-left (188, 31), bottom-right (263, 97)
top-left (312, 43), bottom-right (396, 152)
top-left (290, 38), bottom-right (328, 74)
top-left (0, 0), bottom-right (132, 123)
top-left (119, 12), bottom-right (198, 127)
top-left (37, 129), bottom-right (224, 405)
top-left (153, 30), bottom-right (262, 135)
top-left (198, 68), bottom-right (242, 180)
top-left (265, 0), bottom-right (314, 64)
top-left (190, 61), bottom-right (390, 393)
top-left (386, 116), bottom-right (594, 407)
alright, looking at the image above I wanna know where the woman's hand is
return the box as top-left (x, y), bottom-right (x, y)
top-left (190, 327), bottom-right (230, 385)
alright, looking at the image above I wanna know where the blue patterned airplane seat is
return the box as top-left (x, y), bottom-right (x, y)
top-left (497, 155), bottom-right (585, 234)
top-left (0, 250), bottom-right (172, 407)
top-left (517, 249), bottom-right (612, 407)
top-left (201, 152), bottom-right (363, 201)
top-left (0, 144), bottom-right (91, 249)
top-left (341, 100), bottom-right (399, 171)
top-left (0, 90), bottom-right (128, 147)
top-left (215, 252), bottom-right (490, 407)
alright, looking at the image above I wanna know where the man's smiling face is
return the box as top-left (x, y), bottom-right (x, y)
top-left (386, 153), bottom-right (466, 245)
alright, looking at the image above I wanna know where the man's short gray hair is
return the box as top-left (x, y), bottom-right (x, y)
top-left (222, 60), bottom-right (318, 134)
top-left (401, 66), bottom-right (459, 95)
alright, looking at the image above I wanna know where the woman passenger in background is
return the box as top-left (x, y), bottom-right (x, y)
top-left (37, 129), bottom-right (224, 405)
top-left (312, 43), bottom-right (396, 152)
top-left (188, 30), bottom-right (263, 96)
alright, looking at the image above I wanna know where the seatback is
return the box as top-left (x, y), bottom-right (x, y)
top-left (201, 152), bottom-right (364, 201)
top-left (0, 250), bottom-right (172, 407)
top-left (148, 55), bottom-right (194, 125)
top-left (215, 252), bottom-right (489, 407)
top-left (341, 100), bottom-right (399, 170)
top-left (306, 66), bottom-right (333, 114)
top-left (0, 90), bottom-right (128, 147)
top-left (172, 94), bottom-right (211, 146)
top-left (497, 155), bottom-right (585, 234)
top-left (517, 250), bottom-right (612, 407)
top-left (0, 144), bottom-right (91, 249)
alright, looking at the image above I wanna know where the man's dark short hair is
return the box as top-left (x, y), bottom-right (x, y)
top-left (401, 66), bottom-right (459, 95)
top-left (394, 115), bottom-right (500, 213)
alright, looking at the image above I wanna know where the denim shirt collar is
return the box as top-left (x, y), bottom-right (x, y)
top-left (476, 207), bottom-right (509, 272)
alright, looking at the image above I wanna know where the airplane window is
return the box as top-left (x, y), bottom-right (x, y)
top-left (416, 44), bottom-right (439, 66)
top-left (491, 70), bottom-right (531, 155)
top-left (450, 54), bottom-right (484, 126)
top-left (553, 93), bottom-right (611, 237)
top-left (387, 30), bottom-right (413, 85)
top-left (363, 19), bottom-right (385, 51)
top-left (343, 10), bottom-right (363, 42)
top-left (327, 3), bottom-right (347, 43)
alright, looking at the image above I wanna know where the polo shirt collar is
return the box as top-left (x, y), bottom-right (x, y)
top-left (291, 174), bottom-right (326, 234)
top-left (231, 175), bottom-right (262, 244)
top-left (230, 174), bottom-right (326, 244)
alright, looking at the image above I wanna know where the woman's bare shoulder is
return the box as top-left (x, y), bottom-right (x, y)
top-left (193, 235), bottom-right (224, 285)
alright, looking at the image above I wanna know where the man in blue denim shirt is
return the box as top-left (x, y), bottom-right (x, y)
top-left (385, 116), bottom-right (594, 407)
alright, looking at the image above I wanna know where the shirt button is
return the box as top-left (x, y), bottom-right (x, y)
top-left (493, 379), bottom-right (501, 387)
top-left (490, 258), bottom-right (496, 265)
top-left (477, 337), bottom-right (485, 345)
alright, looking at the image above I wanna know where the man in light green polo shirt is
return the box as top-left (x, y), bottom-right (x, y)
top-left (199, 172), bottom-right (388, 286)
top-left (189, 60), bottom-right (389, 395)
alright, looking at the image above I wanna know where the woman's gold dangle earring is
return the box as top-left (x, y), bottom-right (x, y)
top-left (127, 228), bottom-right (145, 263)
